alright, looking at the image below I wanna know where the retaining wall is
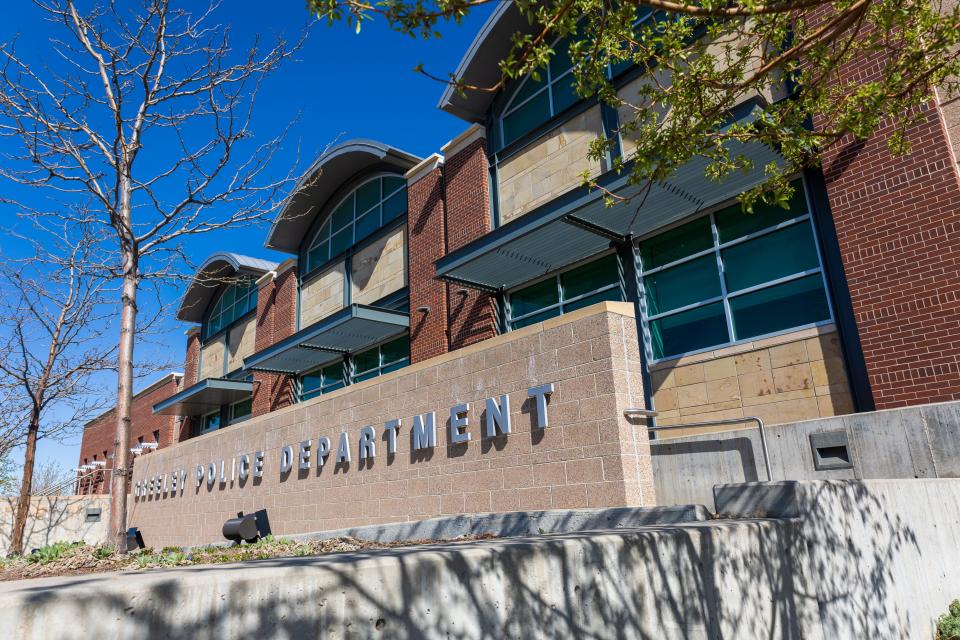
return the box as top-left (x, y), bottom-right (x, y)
top-left (0, 496), bottom-right (109, 555)
top-left (2, 479), bottom-right (957, 639)
top-left (652, 399), bottom-right (960, 507)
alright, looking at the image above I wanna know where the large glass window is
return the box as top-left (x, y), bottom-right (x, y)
top-left (299, 362), bottom-right (346, 402)
top-left (229, 397), bottom-right (253, 425)
top-left (639, 181), bottom-right (832, 360)
top-left (353, 336), bottom-right (410, 383)
top-left (306, 175), bottom-right (407, 273)
top-left (203, 278), bottom-right (258, 340)
top-left (508, 254), bottom-right (623, 329)
top-left (200, 411), bottom-right (221, 435)
top-left (499, 37), bottom-right (577, 148)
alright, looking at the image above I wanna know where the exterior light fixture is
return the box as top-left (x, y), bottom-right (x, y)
top-left (222, 511), bottom-right (260, 544)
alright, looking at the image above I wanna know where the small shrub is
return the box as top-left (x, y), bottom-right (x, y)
top-left (938, 600), bottom-right (960, 640)
top-left (93, 545), bottom-right (114, 560)
top-left (27, 541), bottom-right (82, 564)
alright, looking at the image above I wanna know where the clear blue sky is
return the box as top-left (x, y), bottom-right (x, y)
top-left (0, 1), bottom-right (493, 476)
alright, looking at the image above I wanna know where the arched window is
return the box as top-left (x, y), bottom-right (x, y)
top-left (202, 278), bottom-right (258, 340)
top-left (499, 37), bottom-right (576, 148)
top-left (305, 174), bottom-right (407, 273)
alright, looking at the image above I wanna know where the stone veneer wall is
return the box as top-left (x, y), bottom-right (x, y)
top-left (497, 106), bottom-right (605, 224)
top-left (651, 325), bottom-right (854, 435)
top-left (199, 334), bottom-right (226, 380)
top-left (129, 302), bottom-right (653, 548)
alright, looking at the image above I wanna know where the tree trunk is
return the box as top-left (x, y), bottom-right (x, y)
top-left (9, 416), bottom-right (39, 556)
top-left (108, 250), bottom-right (138, 551)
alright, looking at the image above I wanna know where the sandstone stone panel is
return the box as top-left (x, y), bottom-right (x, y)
top-left (351, 225), bottom-right (406, 305)
top-left (498, 106), bottom-right (604, 224)
top-left (226, 315), bottom-right (256, 373)
top-left (199, 335), bottom-right (226, 381)
top-left (300, 262), bottom-right (345, 328)
top-left (650, 325), bottom-right (854, 437)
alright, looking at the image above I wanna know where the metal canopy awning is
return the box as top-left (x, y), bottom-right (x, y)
top-left (436, 138), bottom-right (783, 292)
top-left (152, 378), bottom-right (254, 416)
top-left (243, 304), bottom-right (410, 375)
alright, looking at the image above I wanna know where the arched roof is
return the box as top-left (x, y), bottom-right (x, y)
top-left (265, 139), bottom-right (421, 254)
top-left (437, 1), bottom-right (536, 122)
top-left (177, 253), bottom-right (278, 323)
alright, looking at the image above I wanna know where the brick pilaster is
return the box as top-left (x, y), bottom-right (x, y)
top-left (810, 15), bottom-right (960, 408)
top-left (406, 154), bottom-right (450, 363)
top-left (184, 328), bottom-right (200, 386)
top-left (441, 125), bottom-right (499, 350)
top-left (252, 260), bottom-right (298, 416)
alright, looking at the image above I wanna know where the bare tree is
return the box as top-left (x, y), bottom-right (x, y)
top-left (0, 224), bottom-right (115, 556)
top-left (12, 460), bottom-right (77, 497)
top-left (0, 1), bottom-right (304, 548)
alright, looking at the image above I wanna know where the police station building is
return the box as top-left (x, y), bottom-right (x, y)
top-left (83, 3), bottom-right (960, 546)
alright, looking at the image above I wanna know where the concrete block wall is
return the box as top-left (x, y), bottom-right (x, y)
top-left (651, 325), bottom-right (854, 433)
top-left (406, 155), bottom-right (450, 363)
top-left (128, 302), bottom-right (653, 548)
top-left (199, 334), bottom-right (226, 380)
top-left (226, 315), bottom-right (256, 372)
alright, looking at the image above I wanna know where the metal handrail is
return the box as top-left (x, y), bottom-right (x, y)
top-left (624, 408), bottom-right (773, 481)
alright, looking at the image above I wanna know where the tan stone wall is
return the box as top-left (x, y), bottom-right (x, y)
top-left (651, 325), bottom-right (854, 436)
top-left (226, 315), bottom-right (256, 373)
top-left (300, 261), bottom-right (345, 328)
top-left (129, 302), bottom-right (654, 548)
top-left (498, 106), bottom-right (604, 224)
top-left (351, 225), bottom-right (407, 305)
top-left (199, 335), bottom-right (226, 381)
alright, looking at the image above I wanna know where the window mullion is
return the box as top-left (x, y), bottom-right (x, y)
top-left (712, 211), bottom-right (737, 344)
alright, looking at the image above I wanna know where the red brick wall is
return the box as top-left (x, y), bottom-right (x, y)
top-left (77, 374), bottom-right (183, 494)
top-left (252, 266), bottom-right (297, 416)
top-left (183, 330), bottom-right (200, 386)
top-left (442, 136), bottom-right (499, 349)
top-left (813, 37), bottom-right (960, 407)
top-left (407, 163), bottom-right (450, 362)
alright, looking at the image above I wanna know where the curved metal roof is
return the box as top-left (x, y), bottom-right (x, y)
top-left (437, 2), bottom-right (535, 122)
top-left (177, 252), bottom-right (278, 323)
top-left (265, 139), bottom-right (421, 254)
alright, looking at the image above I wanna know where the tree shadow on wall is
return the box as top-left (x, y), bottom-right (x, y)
top-left (16, 482), bottom-right (921, 639)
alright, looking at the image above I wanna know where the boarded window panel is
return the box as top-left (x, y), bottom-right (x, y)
top-left (730, 274), bottom-right (830, 340)
top-left (640, 216), bottom-right (713, 269)
top-left (650, 302), bottom-right (729, 360)
top-left (511, 278), bottom-right (558, 318)
top-left (644, 255), bottom-right (721, 315)
top-left (503, 91), bottom-right (550, 146)
top-left (715, 181), bottom-right (807, 243)
top-left (562, 254), bottom-right (619, 300)
top-left (723, 222), bottom-right (820, 292)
